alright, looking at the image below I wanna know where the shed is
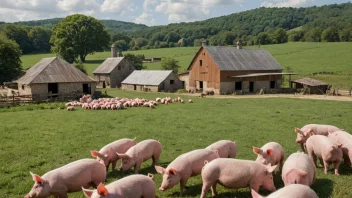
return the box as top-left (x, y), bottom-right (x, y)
top-left (291, 78), bottom-right (329, 94)
top-left (121, 70), bottom-right (183, 92)
top-left (177, 71), bottom-right (190, 90)
top-left (15, 57), bottom-right (96, 99)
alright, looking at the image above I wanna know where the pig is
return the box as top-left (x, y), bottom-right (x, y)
top-left (328, 130), bottom-right (352, 167)
top-left (67, 106), bottom-right (74, 111)
top-left (188, 99), bottom-right (193, 103)
top-left (116, 139), bottom-right (162, 173)
top-left (155, 149), bottom-right (219, 196)
top-left (200, 158), bottom-right (277, 198)
top-left (24, 159), bottom-right (106, 198)
top-left (205, 140), bottom-right (237, 158)
top-left (295, 124), bottom-right (342, 151)
top-left (253, 142), bottom-right (284, 172)
top-left (282, 152), bottom-right (316, 186)
top-left (251, 184), bottom-right (318, 198)
top-left (306, 135), bottom-right (343, 175)
top-left (82, 174), bottom-right (156, 198)
top-left (91, 138), bottom-right (137, 171)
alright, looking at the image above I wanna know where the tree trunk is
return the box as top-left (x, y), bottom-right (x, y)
top-left (80, 54), bottom-right (86, 63)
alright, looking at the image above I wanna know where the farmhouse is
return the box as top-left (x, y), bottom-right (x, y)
top-left (14, 57), bottom-right (96, 99)
top-left (121, 70), bottom-right (183, 92)
top-left (93, 44), bottom-right (135, 88)
top-left (291, 78), bottom-right (329, 94)
top-left (187, 41), bottom-right (286, 94)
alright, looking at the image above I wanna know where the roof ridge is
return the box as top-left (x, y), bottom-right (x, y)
top-left (28, 57), bottom-right (57, 84)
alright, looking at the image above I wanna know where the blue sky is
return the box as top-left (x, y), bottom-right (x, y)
top-left (0, 0), bottom-right (350, 26)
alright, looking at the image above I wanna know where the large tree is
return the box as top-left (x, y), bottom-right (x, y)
top-left (0, 33), bottom-right (22, 84)
top-left (161, 57), bottom-right (180, 73)
top-left (50, 14), bottom-right (110, 63)
top-left (3, 24), bottom-right (31, 54)
top-left (29, 27), bottom-right (51, 53)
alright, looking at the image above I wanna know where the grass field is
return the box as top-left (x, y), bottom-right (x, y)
top-left (20, 42), bottom-right (352, 88)
top-left (1, 89), bottom-right (351, 198)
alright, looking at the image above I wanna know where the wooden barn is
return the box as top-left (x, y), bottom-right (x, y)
top-left (93, 44), bottom-right (135, 88)
top-left (14, 57), bottom-right (96, 99)
top-left (291, 78), bottom-right (329, 94)
top-left (121, 70), bottom-right (183, 92)
top-left (187, 41), bottom-right (285, 94)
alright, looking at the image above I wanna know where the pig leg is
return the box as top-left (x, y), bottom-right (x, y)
top-left (54, 192), bottom-right (68, 198)
top-left (211, 183), bottom-right (217, 197)
top-left (334, 161), bottom-right (341, 176)
top-left (112, 161), bottom-right (117, 171)
top-left (152, 152), bottom-right (161, 166)
top-left (308, 150), bottom-right (317, 167)
top-left (300, 143), bottom-right (305, 152)
top-left (134, 161), bottom-right (142, 174)
top-left (179, 177), bottom-right (189, 196)
top-left (249, 183), bottom-right (260, 192)
top-left (200, 182), bottom-right (212, 198)
top-left (323, 160), bottom-right (329, 174)
top-left (318, 158), bottom-right (324, 167)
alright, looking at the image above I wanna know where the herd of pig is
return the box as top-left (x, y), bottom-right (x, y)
top-left (24, 124), bottom-right (352, 198)
top-left (65, 95), bottom-right (192, 111)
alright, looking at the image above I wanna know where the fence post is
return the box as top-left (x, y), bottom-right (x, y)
top-left (12, 95), bottom-right (15, 107)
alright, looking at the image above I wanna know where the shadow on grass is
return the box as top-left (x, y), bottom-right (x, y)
top-left (170, 184), bottom-right (203, 197)
top-left (312, 178), bottom-right (333, 198)
top-left (85, 59), bottom-right (105, 64)
top-left (338, 163), bottom-right (352, 176)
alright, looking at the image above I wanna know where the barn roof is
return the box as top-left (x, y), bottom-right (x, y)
top-left (15, 57), bottom-right (96, 84)
top-left (93, 57), bottom-right (125, 74)
top-left (292, 78), bottom-right (328, 86)
top-left (188, 46), bottom-right (283, 71)
top-left (121, 70), bottom-right (173, 86)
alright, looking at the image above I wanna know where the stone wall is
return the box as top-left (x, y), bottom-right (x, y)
top-left (178, 74), bottom-right (189, 91)
top-left (110, 59), bottom-right (135, 88)
top-left (160, 73), bottom-right (183, 92)
top-left (17, 83), bottom-right (32, 95)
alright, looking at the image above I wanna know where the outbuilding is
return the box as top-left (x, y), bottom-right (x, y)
top-left (291, 78), bottom-right (329, 94)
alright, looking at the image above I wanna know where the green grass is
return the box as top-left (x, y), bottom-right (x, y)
top-left (21, 42), bottom-right (352, 88)
top-left (1, 89), bottom-right (352, 198)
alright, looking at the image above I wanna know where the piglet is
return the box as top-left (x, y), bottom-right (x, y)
top-left (155, 149), bottom-right (219, 196)
top-left (67, 106), bottom-right (74, 111)
top-left (200, 158), bottom-right (277, 198)
top-left (82, 174), bottom-right (156, 198)
top-left (295, 124), bottom-right (342, 151)
top-left (253, 142), bottom-right (284, 172)
top-left (91, 138), bottom-right (136, 171)
top-left (24, 159), bottom-right (106, 198)
top-left (117, 139), bottom-right (162, 173)
top-left (206, 140), bottom-right (237, 158)
top-left (251, 184), bottom-right (318, 198)
top-left (306, 135), bottom-right (343, 175)
top-left (328, 130), bottom-right (352, 167)
top-left (282, 152), bottom-right (316, 186)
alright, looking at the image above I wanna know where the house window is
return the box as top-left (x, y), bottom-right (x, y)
top-left (199, 60), bottom-right (203, 66)
top-left (118, 66), bottom-right (121, 70)
top-left (235, 81), bottom-right (242, 90)
top-left (170, 80), bottom-right (174, 84)
top-left (270, 81), bottom-right (276, 89)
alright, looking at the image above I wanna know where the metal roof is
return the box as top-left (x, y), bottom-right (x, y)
top-left (292, 78), bottom-right (328, 86)
top-left (93, 57), bottom-right (125, 74)
top-left (189, 46), bottom-right (283, 71)
top-left (15, 57), bottom-right (96, 84)
top-left (121, 70), bottom-right (173, 86)
top-left (231, 72), bottom-right (297, 78)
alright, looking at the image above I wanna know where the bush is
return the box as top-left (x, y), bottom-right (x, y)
top-left (176, 89), bottom-right (186, 93)
top-left (74, 61), bottom-right (88, 74)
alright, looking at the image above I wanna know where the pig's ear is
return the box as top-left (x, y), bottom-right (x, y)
top-left (90, 150), bottom-right (99, 157)
top-left (154, 166), bottom-right (165, 174)
top-left (30, 172), bottom-right (44, 184)
top-left (168, 168), bottom-right (177, 175)
top-left (82, 187), bottom-right (94, 198)
top-left (337, 144), bottom-right (343, 148)
top-left (297, 169), bottom-right (308, 177)
top-left (304, 130), bottom-right (314, 137)
top-left (116, 153), bottom-right (130, 159)
top-left (253, 147), bottom-right (261, 154)
top-left (251, 189), bottom-right (263, 198)
top-left (266, 149), bottom-right (273, 156)
top-left (266, 165), bottom-right (277, 173)
top-left (97, 183), bottom-right (108, 196)
top-left (294, 128), bottom-right (301, 134)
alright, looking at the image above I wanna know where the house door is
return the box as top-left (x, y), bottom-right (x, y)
top-left (249, 82), bottom-right (254, 93)
top-left (83, 84), bottom-right (90, 94)
top-left (102, 81), bottom-right (106, 88)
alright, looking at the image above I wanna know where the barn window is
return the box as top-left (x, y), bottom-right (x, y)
top-left (199, 60), bottom-right (203, 66)
top-left (270, 81), bottom-right (276, 89)
top-left (235, 81), bottom-right (242, 90)
top-left (118, 66), bottom-right (121, 70)
top-left (170, 80), bottom-right (174, 84)
top-left (22, 85), bottom-right (25, 90)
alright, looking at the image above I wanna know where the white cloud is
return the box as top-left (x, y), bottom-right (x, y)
top-left (135, 12), bottom-right (156, 25)
top-left (261, 0), bottom-right (313, 8)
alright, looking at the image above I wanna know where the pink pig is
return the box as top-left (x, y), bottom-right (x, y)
top-left (24, 159), bottom-right (106, 198)
top-left (306, 135), bottom-right (343, 175)
top-left (82, 174), bottom-right (156, 198)
top-left (155, 149), bottom-right (219, 196)
top-left (116, 139), bottom-right (162, 173)
top-left (91, 138), bottom-right (136, 171)
top-left (295, 124), bottom-right (342, 151)
top-left (253, 142), bottom-right (284, 172)
top-left (251, 184), bottom-right (318, 198)
top-left (200, 158), bottom-right (277, 198)
top-left (205, 140), bottom-right (237, 158)
top-left (328, 130), bottom-right (352, 167)
top-left (282, 152), bottom-right (316, 186)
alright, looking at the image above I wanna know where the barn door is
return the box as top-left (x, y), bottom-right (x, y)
top-left (249, 82), bottom-right (254, 93)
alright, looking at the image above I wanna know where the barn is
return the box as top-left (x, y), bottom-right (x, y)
top-left (14, 57), bottom-right (96, 100)
top-left (291, 78), bottom-right (329, 94)
top-left (121, 70), bottom-right (183, 92)
top-left (93, 44), bottom-right (135, 88)
top-left (187, 41), bottom-right (286, 94)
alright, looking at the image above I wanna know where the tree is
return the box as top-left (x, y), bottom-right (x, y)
top-left (257, 32), bottom-right (271, 45)
top-left (303, 27), bottom-right (322, 42)
top-left (164, 31), bottom-right (180, 43)
top-left (161, 57), bottom-right (180, 73)
top-left (3, 24), bottom-right (31, 54)
top-left (50, 14), bottom-right (110, 63)
top-left (124, 53), bottom-right (146, 70)
top-left (339, 28), bottom-right (352, 41)
top-left (74, 61), bottom-right (87, 74)
top-left (29, 27), bottom-right (51, 53)
top-left (273, 28), bottom-right (288, 44)
top-left (322, 27), bottom-right (340, 42)
top-left (0, 33), bottom-right (22, 84)
top-left (114, 40), bottom-right (129, 51)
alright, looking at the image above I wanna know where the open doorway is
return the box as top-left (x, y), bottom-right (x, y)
top-left (102, 81), bottom-right (106, 88)
top-left (199, 81), bottom-right (203, 89)
top-left (270, 81), bottom-right (276, 89)
top-left (48, 83), bottom-right (58, 94)
top-left (83, 84), bottom-right (90, 94)
top-left (249, 82), bottom-right (254, 93)
top-left (134, 85), bottom-right (137, 90)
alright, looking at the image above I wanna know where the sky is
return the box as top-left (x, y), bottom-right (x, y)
top-left (0, 0), bottom-right (350, 26)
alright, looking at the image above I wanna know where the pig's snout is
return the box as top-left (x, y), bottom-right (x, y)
top-left (270, 186), bottom-right (276, 192)
top-left (24, 195), bottom-right (30, 198)
top-left (159, 187), bottom-right (165, 191)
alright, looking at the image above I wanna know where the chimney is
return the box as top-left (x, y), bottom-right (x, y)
top-left (111, 44), bottom-right (117, 57)
top-left (202, 40), bottom-right (207, 47)
top-left (236, 40), bottom-right (242, 49)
